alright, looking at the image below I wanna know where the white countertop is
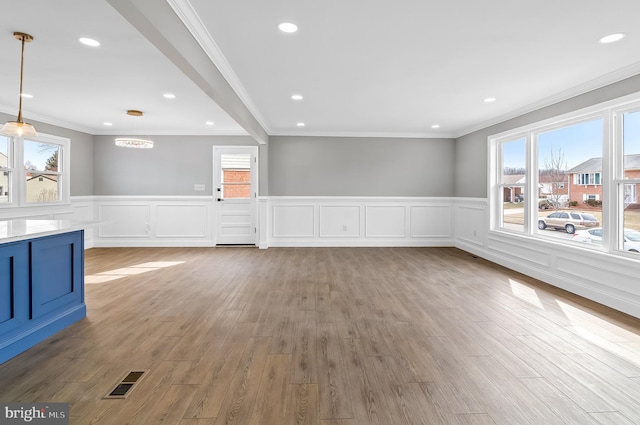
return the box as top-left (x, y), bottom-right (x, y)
top-left (0, 219), bottom-right (93, 244)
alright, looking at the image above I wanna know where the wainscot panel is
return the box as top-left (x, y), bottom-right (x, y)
top-left (156, 204), bottom-right (208, 238)
top-left (319, 205), bottom-right (360, 238)
top-left (365, 205), bottom-right (406, 238)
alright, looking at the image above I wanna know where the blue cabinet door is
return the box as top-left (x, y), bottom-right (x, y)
top-left (0, 242), bottom-right (29, 336)
top-left (30, 231), bottom-right (84, 320)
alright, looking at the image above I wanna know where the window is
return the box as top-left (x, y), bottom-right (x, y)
top-left (575, 173), bottom-right (602, 185)
top-left (24, 139), bottom-right (62, 203)
top-left (497, 137), bottom-right (526, 232)
top-left (0, 136), bottom-right (12, 204)
top-left (536, 118), bottom-right (603, 240)
top-left (0, 132), bottom-right (70, 207)
top-left (490, 93), bottom-right (640, 257)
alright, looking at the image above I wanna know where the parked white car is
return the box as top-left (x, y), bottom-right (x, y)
top-left (572, 227), bottom-right (640, 252)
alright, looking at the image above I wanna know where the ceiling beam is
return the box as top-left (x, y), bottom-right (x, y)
top-left (106, 0), bottom-right (268, 144)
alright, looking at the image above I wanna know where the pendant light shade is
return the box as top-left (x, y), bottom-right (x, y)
top-left (114, 110), bottom-right (154, 149)
top-left (1, 32), bottom-right (38, 138)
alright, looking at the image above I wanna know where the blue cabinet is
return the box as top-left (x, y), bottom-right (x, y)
top-left (0, 230), bottom-right (86, 364)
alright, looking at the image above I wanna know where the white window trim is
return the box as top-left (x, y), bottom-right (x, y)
top-left (0, 131), bottom-right (71, 209)
top-left (488, 90), bottom-right (640, 256)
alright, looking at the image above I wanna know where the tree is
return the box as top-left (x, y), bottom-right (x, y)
top-left (503, 166), bottom-right (525, 175)
top-left (542, 146), bottom-right (567, 211)
top-left (45, 151), bottom-right (58, 171)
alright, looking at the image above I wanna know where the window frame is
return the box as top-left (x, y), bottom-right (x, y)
top-left (0, 131), bottom-right (70, 209)
top-left (489, 91), bottom-right (640, 258)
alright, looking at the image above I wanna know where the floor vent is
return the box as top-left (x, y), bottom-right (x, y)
top-left (104, 370), bottom-right (148, 399)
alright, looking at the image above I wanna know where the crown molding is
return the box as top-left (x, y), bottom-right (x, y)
top-left (94, 129), bottom-right (250, 136)
top-left (0, 104), bottom-right (96, 135)
top-left (455, 61), bottom-right (640, 138)
top-left (270, 130), bottom-right (457, 139)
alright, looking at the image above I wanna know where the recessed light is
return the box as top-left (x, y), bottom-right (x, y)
top-left (599, 33), bottom-right (625, 44)
top-left (296, 122), bottom-right (305, 127)
top-left (20, 93), bottom-right (33, 98)
top-left (79, 37), bottom-right (100, 47)
top-left (103, 122), bottom-right (113, 126)
top-left (291, 94), bottom-right (303, 100)
top-left (484, 97), bottom-right (497, 103)
top-left (205, 121), bottom-right (215, 126)
top-left (431, 124), bottom-right (440, 129)
top-left (278, 22), bottom-right (298, 33)
top-left (163, 93), bottom-right (176, 99)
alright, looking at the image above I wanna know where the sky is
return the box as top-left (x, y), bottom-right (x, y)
top-left (24, 140), bottom-right (58, 171)
top-left (503, 110), bottom-right (640, 171)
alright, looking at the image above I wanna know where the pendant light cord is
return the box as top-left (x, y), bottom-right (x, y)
top-left (17, 35), bottom-right (27, 124)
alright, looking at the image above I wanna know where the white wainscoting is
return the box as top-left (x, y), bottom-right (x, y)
top-left (264, 197), bottom-right (455, 247)
top-left (93, 196), bottom-right (213, 247)
top-left (453, 198), bottom-right (640, 319)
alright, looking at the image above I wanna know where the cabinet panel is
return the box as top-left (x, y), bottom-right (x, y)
top-left (30, 232), bottom-right (84, 320)
top-left (0, 242), bottom-right (29, 335)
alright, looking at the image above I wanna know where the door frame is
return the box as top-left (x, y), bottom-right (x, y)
top-left (212, 145), bottom-right (259, 246)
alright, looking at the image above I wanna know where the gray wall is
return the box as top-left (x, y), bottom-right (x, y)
top-left (455, 74), bottom-right (640, 198)
top-left (0, 112), bottom-right (94, 196)
top-left (93, 134), bottom-right (261, 196)
top-left (268, 136), bottom-right (455, 196)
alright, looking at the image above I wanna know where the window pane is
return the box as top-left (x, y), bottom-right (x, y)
top-left (220, 153), bottom-right (251, 199)
top-left (622, 110), bottom-right (640, 253)
top-left (500, 138), bottom-right (525, 232)
top-left (502, 138), bottom-right (526, 184)
top-left (501, 189), bottom-right (524, 232)
top-left (0, 171), bottom-right (10, 204)
top-left (0, 136), bottom-right (9, 167)
top-left (537, 119), bottom-right (603, 242)
top-left (623, 110), bottom-right (640, 180)
top-left (25, 173), bottom-right (59, 202)
top-left (24, 140), bottom-right (60, 172)
top-left (23, 140), bottom-right (61, 203)
top-left (1, 137), bottom-right (11, 204)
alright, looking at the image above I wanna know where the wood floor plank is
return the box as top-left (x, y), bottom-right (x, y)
top-left (290, 310), bottom-right (318, 384)
top-left (183, 322), bottom-right (255, 420)
top-left (287, 383), bottom-right (319, 425)
top-left (317, 323), bottom-right (353, 420)
top-left (338, 337), bottom-right (394, 425)
top-left (248, 354), bottom-right (291, 425)
top-left (212, 336), bottom-right (272, 425)
top-left (589, 411), bottom-right (637, 425)
top-left (453, 413), bottom-right (497, 424)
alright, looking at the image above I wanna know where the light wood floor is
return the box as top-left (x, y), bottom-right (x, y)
top-left (1, 247), bottom-right (640, 424)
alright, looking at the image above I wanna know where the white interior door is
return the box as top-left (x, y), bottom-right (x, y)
top-left (213, 146), bottom-right (258, 245)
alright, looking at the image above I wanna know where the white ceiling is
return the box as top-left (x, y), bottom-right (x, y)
top-left (2, 0), bottom-right (640, 140)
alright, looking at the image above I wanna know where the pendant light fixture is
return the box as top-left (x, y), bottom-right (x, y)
top-left (1, 32), bottom-right (38, 138)
top-left (115, 110), bottom-right (154, 149)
